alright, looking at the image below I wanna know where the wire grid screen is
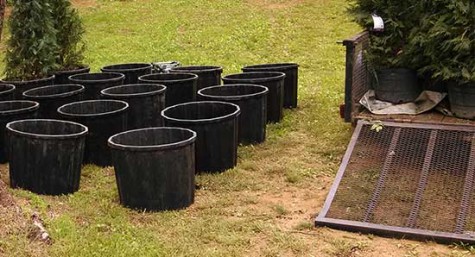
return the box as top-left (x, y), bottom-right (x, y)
top-left (325, 123), bottom-right (475, 237)
top-left (350, 32), bottom-right (370, 119)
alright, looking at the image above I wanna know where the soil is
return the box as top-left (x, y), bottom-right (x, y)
top-left (71, 0), bottom-right (97, 8)
top-left (245, 0), bottom-right (305, 10)
top-left (0, 164), bottom-right (13, 207)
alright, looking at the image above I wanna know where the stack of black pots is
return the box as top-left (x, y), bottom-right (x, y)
top-left (0, 61), bottom-right (299, 212)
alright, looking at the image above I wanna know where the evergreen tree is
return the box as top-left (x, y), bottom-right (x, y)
top-left (4, 0), bottom-right (58, 80)
top-left (51, 0), bottom-right (86, 70)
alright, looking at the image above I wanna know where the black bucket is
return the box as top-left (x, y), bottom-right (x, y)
top-left (198, 84), bottom-right (268, 144)
top-left (161, 101), bottom-right (240, 173)
top-left (23, 84), bottom-right (85, 119)
top-left (58, 100), bottom-right (128, 167)
top-left (101, 84), bottom-right (166, 129)
top-left (0, 84), bottom-right (15, 101)
top-left (53, 66), bottom-right (90, 85)
top-left (108, 127), bottom-right (196, 211)
top-left (242, 63), bottom-right (299, 108)
top-left (373, 68), bottom-right (422, 104)
top-left (1, 75), bottom-right (55, 99)
top-left (170, 65), bottom-right (223, 90)
top-left (0, 101), bottom-right (39, 163)
top-left (101, 63), bottom-right (153, 84)
top-left (7, 119), bottom-right (87, 195)
top-left (222, 72), bottom-right (285, 123)
top-left (447, 81), bottom-right (475, 120)
top-left (138, 73), bottom-right (198, 107)
top-left (68, 72), bottom-right (125, 100)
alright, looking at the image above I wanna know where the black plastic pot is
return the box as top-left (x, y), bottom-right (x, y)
top-left (58, 100), bottom-right (128, 167)
top-left (222, 72), bottom-right (285, 123)
top-left (447, 81), bottom-right (475, 120)
top-left (108, 127), bottom-right (196, 211)
top-left (242, 63), bottom-right (299, 108)
top-left (373, 68), bottom-right (422, 103)
top-left (7, 119), bottom-right (87, 195)
top-left (23, 84), bottom-right (85, 119)
top-left (0, 101), bottom-right (39, 163)
top-left (170, 65), bottom-right (223, 90)
top-left (101, 63), bottom-right (153, 84)
top-left (138, 73), bottom-right (198, 107)
top-left (161, 101), bottom-right (240, 173)
top-left (68, 72), bottom-right (125, 100)
top-left (53, 66), bottom-right (90, 85)
top-left (198, 84), bottom-right (268, 144)
top-left (101, 84), bottom-right (166, 129)
top-left (0, 84), bottom-right (15, 101)
top-left (1, 75), bottom-right (55, 99)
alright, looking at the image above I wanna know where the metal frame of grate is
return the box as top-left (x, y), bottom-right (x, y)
top-left (316, 120), bottom-right (475, 244)
top-left (342, 31), bottom-right (370, 123)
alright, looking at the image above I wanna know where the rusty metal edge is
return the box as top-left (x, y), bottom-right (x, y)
top-left (316, 121), bottom-right (364, 220)
top-left (315, 217), bottom-right (475, 244)
top-left (359, 120), bottom-right (475, 132)
top-left (342, 31), bottom-right (369, 47)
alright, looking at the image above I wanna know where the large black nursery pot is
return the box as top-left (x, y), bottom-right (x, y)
top-left (242, 63), bottom-right (299, 108)
top-left (1, 75), bottom-right (55, 99)
top-left (108, 127), bottom-right (196, 211)
top-left (171, 65), bottom-right (223, 90)
top-left (373, 68), bottom-right (422, 104)
top-left (101, 63), bottom-right (152, 84)
top-left (58, 100), bottom-right (128, 167)
top-left (101, 84), bottom-right (166, 129)
top-left (138, 73), bottom-right (198, 107)
top-left (0, 101), bottom-right (39, 163)
top-left (447, 81), bottom-right (475, 120)
top-left (68, 72), bottom-right (125, 100)
top-left (222, 72), bottom-right (285, 123)
top-left (161, 101), bottom-right (240, 173)
top-left (198, 84), bottom-right (268, 144)
top-left (0, 84), bottom-right (15, 101)
top-left (23, 84), bottom-right (85, 119)
top-left (7, 119), bottom-right (87, 195)
top-left (53, 66), bottom-right (90, 85)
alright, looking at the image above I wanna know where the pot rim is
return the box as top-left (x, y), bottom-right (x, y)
top-left (101, 83), bottom-right (166, 98)
top-left (108, 127), bottom-right (197, 151)
top-left (139, 73), bottom-right (198, 83)
top-left (197, 84), bottom-right (268, 101)
top-left (6, 119), bottom-right (88, 139)
top-left (23, 84), bottom-right (85, 99)
top-left (57, 99), bottom-right (129, 118)
top-left (161, 101), bottom-right (240, 124)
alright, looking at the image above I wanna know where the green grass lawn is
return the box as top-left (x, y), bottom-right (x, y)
top-left (0, 0), bottom-right (472, 256)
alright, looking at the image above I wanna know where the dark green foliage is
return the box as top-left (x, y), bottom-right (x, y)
top-left (348, 0), bottom-right (421, 70)
top-left (350, 0), bottom-right (475, 84)
top-left (52, 0), bottom-right (86, 70)
top-left (4, 0), bottom-right (58, 80)
top-left (408, 0), bottom-right (475, 83)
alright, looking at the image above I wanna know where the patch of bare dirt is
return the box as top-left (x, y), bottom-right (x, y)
top-left (245, 0), bottom-right (305, 10)
top-left (0, 165), bottom-right (13, 207)
top-left (0, 179), bottom-right (14, 207)
top-left (71, 0), bottom-right (97, 9)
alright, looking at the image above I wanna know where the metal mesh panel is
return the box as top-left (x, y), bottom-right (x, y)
top-left (343, 31), bottom-right (370, 123)
top-left (350, 33), bottom-right (369, 117)
top-left (317, 121), bottom-right (475, 244)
